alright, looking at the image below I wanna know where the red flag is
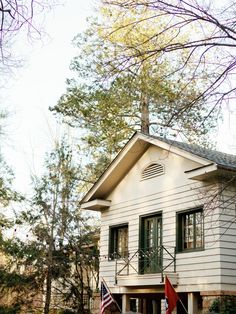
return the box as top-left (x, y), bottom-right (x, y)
top-left (165, 276), bottom-right (180, 314)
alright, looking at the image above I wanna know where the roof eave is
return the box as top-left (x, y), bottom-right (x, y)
top-left (80, 133), bottom-right (217, 203)
top-left (186, 163), bottom-right (236, 181)
top-left (186, 163), bottom-right (218, 180)
top-left (80, 199), bottom-right (111, 211)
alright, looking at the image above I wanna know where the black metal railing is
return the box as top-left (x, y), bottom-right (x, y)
top-left (114, 245), bottom-right (176, 283)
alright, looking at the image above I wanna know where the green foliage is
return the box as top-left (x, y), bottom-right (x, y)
top-left (208, 296), bottom-right (236, 314)
top-left (59, 229), bottom-right (99, 314)
top-left (0, 305), bottom-right (21, 314)
top-left (0, 156), bottom-right (23, 206)
top-left (5, 139), bottom-right (100, 313)
top-left (0, 234), bottom-right (44, 312)
top-left (51, 12), bottom-right (218, 181)
top-left (0, 111), bottom-right (23, 205)
top-left (0, 269), bottom-right (38, 289)
top-left (0, 141), bottom-right (28, 311)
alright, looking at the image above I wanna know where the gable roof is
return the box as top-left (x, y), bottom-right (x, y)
top-left (81, 132), bottom-right (236, 205)
top-left (151, 135), bottom-right (236, 171)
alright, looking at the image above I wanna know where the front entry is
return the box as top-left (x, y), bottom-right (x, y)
top-left (140, 214), bottom-right (162, 274)
top-left (138, 295), bottom-right (162, 314)
top-left (145, 298), bottom-right (161, 314)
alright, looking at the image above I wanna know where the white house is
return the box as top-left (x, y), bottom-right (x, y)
top-left (81, 132), bottom-right (236, 314)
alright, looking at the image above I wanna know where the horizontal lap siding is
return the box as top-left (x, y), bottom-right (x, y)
top-left (100, 182), bottom-right (222, 291)
top-left (219, 187), bottom-right (236, 289)
top-left (99, 146), bottom-right (236, 292)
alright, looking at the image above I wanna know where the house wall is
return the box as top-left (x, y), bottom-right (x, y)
top-left (99, 145), bottom-right (236, 295)
top-left (219, 184), bottom-right (236, 291)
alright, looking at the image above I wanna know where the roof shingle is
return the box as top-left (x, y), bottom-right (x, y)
top-left (149, 134), bottom-right (236, 171)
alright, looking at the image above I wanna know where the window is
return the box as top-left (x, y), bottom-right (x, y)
top-left (109, 224), bottom-right (128, 259)
top-left (139, 214), bottom-right (162, 274)
top-left (177, 208), bottom-right (204, 252)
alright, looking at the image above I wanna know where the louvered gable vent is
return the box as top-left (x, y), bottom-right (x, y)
top-left (141, 163), bottom-right (164, 180)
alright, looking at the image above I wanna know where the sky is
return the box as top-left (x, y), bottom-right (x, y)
top-left (2, 0), bottom-right (95, 195)
top-left (1, 0), bottom-right (236, 198)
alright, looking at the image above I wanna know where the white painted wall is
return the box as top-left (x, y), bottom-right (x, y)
top-left (99, 145), bottom-right (236, 294)
top-left (219, 186), bottom-right (236, 290)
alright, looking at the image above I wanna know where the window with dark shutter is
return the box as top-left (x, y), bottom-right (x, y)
top-left (177, 207), bottom-right (204, 253)
top-left (109, 224), bottom-right (128, 260)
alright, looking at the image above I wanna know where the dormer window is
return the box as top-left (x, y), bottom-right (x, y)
top-left (141, 163), bottom-right (164, 181)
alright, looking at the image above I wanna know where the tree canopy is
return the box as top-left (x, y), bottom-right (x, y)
top-left (0, 139), bottom-right (100, 313)
top-left (102, 0), bottom-right (236, 117)
top-left (52, 7), bottom-right (218, 180)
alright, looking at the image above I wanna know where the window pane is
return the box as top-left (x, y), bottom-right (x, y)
top-left (195, 212), bottom-right (203, 248)
top-left (147, 219), bottom-right (154, 248)
top-left (117, 227), bottom-right (128, 257)
top-left (141, 215), bottom-right (162, 274)
top-left (110, 225), bottom-right (128, 259)
top-left (179, 209), bottom-right (203, 252)
top-left (157, 219), bottom-right (161, 247)
top-left (184, 213), bottom-right (194, 249)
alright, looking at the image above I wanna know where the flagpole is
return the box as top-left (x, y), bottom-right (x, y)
top-left (179, 299), bottom-right (189, 314)
top-left (101, 277), bottom-right (122, 313)
top-left (165, 275), bottom-right (189, 314)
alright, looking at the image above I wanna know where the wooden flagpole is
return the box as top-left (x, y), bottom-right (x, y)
top-left (101, 277), bottom-right (122, 313)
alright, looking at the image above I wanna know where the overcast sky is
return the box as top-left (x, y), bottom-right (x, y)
top-left (1, 0), bottom-right (236, 197)
top-left (2, 0), bottom-right (95, 195)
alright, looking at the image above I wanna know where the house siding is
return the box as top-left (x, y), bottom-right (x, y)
top-left (99, 145), bottom-right (231, 295)
top-left (219, 185), bottom-right (236, 290)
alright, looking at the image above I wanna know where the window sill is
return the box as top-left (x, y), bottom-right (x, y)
top-left (176, 247), bottom-right (204, 254)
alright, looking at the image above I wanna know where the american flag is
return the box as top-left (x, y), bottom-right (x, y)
top-left (100, 281), bottom-right (114, 314)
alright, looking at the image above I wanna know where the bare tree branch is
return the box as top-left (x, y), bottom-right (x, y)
top-left (102, 0), bottom-right (236, 121)
top-left (0, 0), bottom-right (55, 68)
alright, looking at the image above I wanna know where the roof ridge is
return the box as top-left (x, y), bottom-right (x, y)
top-left (147, 133), bottom-right (235, 156)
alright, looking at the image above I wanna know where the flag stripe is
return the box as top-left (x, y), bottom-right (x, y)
top-left (100, 281), bottom-right (114, 314)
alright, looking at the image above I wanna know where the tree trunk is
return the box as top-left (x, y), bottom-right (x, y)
top-left (44, 264), bottom-right (52, 314)
top-left (140, 93), bottom-right (150, 134)
top-left (44, 232), bottom-right (54, 314)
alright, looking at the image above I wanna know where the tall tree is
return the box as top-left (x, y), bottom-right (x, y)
top-left (51, 10), bottom-right (217, 180)
top-left (0, 146), bottom-right (29, 313)
top-left (102, 0), bottom-right (236, 124)
top-left (30, 140), bottom-right (82, 313)
top-left (9, 139), bottom-right (99, 314)
top-left (0, 234), bottom-right (45, 313)
top-left (55, 228), bottom-right (99, 313)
